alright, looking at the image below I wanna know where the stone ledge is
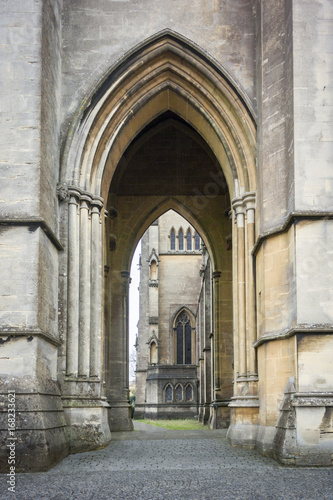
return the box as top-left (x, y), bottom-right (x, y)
top-left (0, 328), bottom-right (61, 346)
top-left (253, 211), bottom-right (333, 256)
top-left (0, 218), bottom-right (63, 251)
top-left (229, 396), bottom-right (260, 408)
top-left (254, 325), bottom-right (333, 348)
top-left (61, 397), bottom-right (110, 408)
top-left (292, 393), bottom-right (333, 407)
top-left (64, 376), bottom-right (101, 383)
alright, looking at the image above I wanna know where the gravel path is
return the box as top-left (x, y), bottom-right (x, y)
top-left (0, 423), bottom-right (332, 500)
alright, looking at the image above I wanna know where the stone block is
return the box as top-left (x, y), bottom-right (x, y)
top-left (297, 334), bottom-right (333, 393)
top-left (296, 219), bottom-right (333, 324)
top-left (0, 337), bottom-right (68, 472)
top-left (64, 405), bottom-right (111, 453)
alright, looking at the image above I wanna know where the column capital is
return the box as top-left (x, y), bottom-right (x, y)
top-left (212, 270), bottom-right (221, 280)
top-left (68, 185), bottom-right (82, 204)
top-left (68, 185), bottom-right (83, 197)
top-left (80, 193), bottom-right (93, 205)
top-left (91, 196), bottom-right (104, 211)
top-left (232, 196), bottom-right (245, 216)
top-left (243, 192), bottom-right (256, 211)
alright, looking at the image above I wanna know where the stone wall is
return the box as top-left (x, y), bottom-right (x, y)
top-left (0, 0), bottom-right (67, 472)
top-left (0, 0), bottom-right (332, 471)
top-left (61, 0), bottom-right (256, 145)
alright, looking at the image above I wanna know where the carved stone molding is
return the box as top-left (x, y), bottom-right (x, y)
top-left (57, 182), bottom-right (69, 201)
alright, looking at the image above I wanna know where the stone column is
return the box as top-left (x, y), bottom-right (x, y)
top-left (63, 188), bottom-right (111, 454)
top-left (90, 197), bottom-right (103, 378)
top-left (212, 271), bottom-right (222, 393)
top-left (233, 198), bottom-right (246, 379)
top-left (66, 187), bottom-right (81, 376)
top-left (232, 209), bottom-right (239, 381)
top-left (78, 194), bottom-right (92, 377)
top-left (203, 346), bottom-right (211, 424)
top-left (121, 270), bottom-right (131, 396)
top-left (227, 191), bottom-right (259, 447)
top-left (244, 193), bottom-right (257, 378)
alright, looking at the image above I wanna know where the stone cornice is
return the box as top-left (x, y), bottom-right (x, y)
top-left (0, 328), bottom-right (62, 346)
top-left (253, 211), bottom-right (333, 256)
top-left (0, 218), bottom-right (63, 251)
top-left (61, 396), bottom-right (110, 408)
top-left (254, 324), bottom-right (333, 348)
top-left (292, 393), bottom-right (333, 407)
top-left (229, 396), bottom-right (260, 408)
top-left (63, 377), bottom-right (101, 383)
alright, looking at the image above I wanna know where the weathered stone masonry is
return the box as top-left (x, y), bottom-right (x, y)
top-left (0, 0), bottom-right (332, 471)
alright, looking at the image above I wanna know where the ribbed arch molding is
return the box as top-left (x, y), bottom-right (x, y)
top-left (62, 30), bottom-right (257, 199)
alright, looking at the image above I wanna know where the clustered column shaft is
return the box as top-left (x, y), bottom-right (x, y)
top-left (90, 201), bottom-right (103, 378)
top-left (66, 186), bottom-right (104, 379)
top-left (244, 193), bottom-right (256, 377)
top-left (121, 271), bottom-right (131, 393)
top-left (232, 192), bottom-right (257, 382)
top-left (212, 271), bottom-right (222, 391)
top-left (67, 189), bottom-right (80, 376)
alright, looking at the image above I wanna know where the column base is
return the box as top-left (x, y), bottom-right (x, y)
top-left (209, 401), bottom-right (230, 429)
top-left (63, 398), bottom-right (111, 453)
top-left (108, 401), bottom-right (134, 431)
top-left (199, 404), bottom-right (211, 425)
top-left (227, 397), bottom-right (259, 448)
top-left (257, 381), bottom-right (333, 466)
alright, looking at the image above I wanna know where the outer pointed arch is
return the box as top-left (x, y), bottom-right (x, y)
top-left (61, 29), bottom-right (257, 199)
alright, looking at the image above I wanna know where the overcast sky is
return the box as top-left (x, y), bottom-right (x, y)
top-left (129, 240), bottom-right (141, 379)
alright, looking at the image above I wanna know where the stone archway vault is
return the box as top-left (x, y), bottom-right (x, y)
top-left (59, 30), bottom-right (258, 453)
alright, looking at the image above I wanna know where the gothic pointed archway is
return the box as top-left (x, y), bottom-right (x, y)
top-left (60, 29), bottom-right (257, 450)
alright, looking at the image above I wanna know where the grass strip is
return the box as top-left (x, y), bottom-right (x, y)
top-left (135, 419), bottom-right (209, 430)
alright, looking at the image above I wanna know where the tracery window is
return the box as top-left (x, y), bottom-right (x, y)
top-left (195, 231), bottom-right (200, 250)
top-left (185, 384), bottom-right (193, 401)
top-left (175, 385), bottom-right (183, 402)
top-left (176, 311), bottom-right (192, 364)
top-left (165, 384), bottom-right (173, 403)
top-left (186, 228), bottom-right (192, 250)
top-left (170, 228), bottom-right (175, 250)
top-left (178, 228), bottom-right (184, 250)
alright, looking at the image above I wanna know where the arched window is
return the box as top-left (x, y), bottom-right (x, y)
top-left (175, 311), bottom-right (193, 364)
top-left (175, 385), bottom-right (183, 402)
top-left (165, 384), bottom-right (173, 403)
top-left (150, 341), bottom-right (157, 364)
top-left (178, 228), bottom-right (184, 250)
top-left (150, 260), bottom-right (157, 280)
top-left (195, 231), bottom-right (200, 250)
top-left (185, 384), bottom-right (193, 401)
top-left (186, 229), bottom-right (192, 250)
top-left (170, 228), bottom-right (175, 250)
